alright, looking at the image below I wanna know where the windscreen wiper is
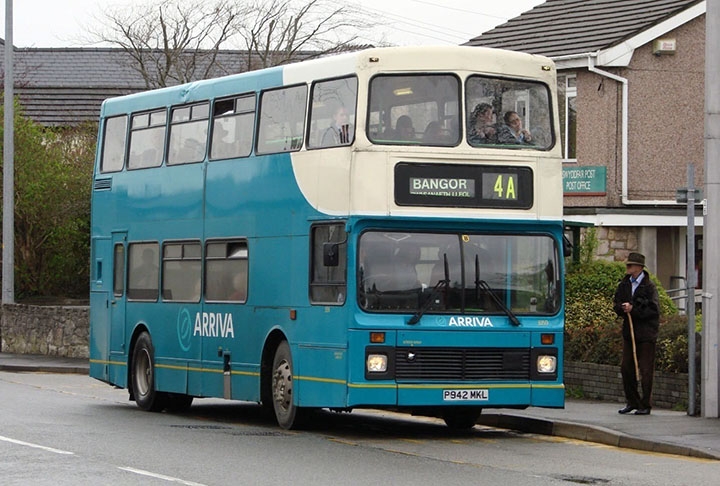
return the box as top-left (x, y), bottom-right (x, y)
top-left (408, 254), bottom-right (449, 325)
top-left (477, 279), bottom-right (521, 326)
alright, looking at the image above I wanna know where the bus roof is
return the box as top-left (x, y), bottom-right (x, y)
top-left (99, 46), bottom-right (556, 118)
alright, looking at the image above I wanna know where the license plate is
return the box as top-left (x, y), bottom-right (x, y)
top-left (442, 389), bottom-right (489, 401)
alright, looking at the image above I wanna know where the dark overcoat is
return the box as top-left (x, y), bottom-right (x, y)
top-left (613, 270), bottom-right (660, 342)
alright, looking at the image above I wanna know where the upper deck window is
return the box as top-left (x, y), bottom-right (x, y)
top-left (128, 109), bottom-right (167, 169)
top-left (100, 115), bottom-right (128, 173)
top-left (466, 76), bottom-right (553, 150)
top-left (307, 76), bottom-right (358, 149)
top-left (256, 85), bottom-right (307, 155)
top-left (210, 94), bottom-right (255, 160)
top-left (168, 102), bottom-right (210, 165)
top-left (368, 74), bottom-right (461, 146)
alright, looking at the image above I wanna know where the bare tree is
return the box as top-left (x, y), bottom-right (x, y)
top-left (86, 0), bottom-right (245, 88)
top-left (84, 0), bottom-right (378, 88)
top-left (236, 0), bottom-right (376, 70)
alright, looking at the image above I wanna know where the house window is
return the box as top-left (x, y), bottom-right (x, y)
top-left (559, 74), bottom-right (577, 161)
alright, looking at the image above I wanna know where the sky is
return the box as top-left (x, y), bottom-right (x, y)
top-left (0, 0), bottom-right (545, 48)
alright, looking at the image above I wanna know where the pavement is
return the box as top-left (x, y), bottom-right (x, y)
top-left (2, 352), bottom-right (719, 460)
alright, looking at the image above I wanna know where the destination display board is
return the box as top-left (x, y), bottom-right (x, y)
top-left (394, 163), bottom-right (533, 209)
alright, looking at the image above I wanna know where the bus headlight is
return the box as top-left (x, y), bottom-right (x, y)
top-left (367, 354), bottom-right (388, 373)
top-left (536, 355), bottom-right (557, 373)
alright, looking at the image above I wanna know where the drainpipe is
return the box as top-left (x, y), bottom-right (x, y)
top-left (586, 55), bottom-right (678, 206)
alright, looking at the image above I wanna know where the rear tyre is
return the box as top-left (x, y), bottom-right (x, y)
top-left (271, 341), bottom-right (309, 429)
top-left (165, 393), bottom-right (194, 413)
top-left (442, 407), bottom-right (482, 429)
top-left (131, 332), bottom-right (167, 412)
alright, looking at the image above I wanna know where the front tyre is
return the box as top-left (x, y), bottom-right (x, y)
top-left (131, 332), bottom-right (166, 412)
top-left (442, 407), bottom-right (482, 429)
top-left (271, 341), bottom-right (309, 429)
top-left (165, 393), bottom-right (193, 413)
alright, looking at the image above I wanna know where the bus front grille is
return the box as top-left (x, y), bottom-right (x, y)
top-left (394, 347), bottom-right (530, 381)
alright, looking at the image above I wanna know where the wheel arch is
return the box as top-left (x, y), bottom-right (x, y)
top-left (127, 322), bottom-right (151, 400)
top-left (260, 329), bottom-right (288, 407)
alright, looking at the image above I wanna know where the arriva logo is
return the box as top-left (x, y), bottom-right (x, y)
top-left (177, 308), bottom-right (193, 351)
top-left (448, 316), bottom-right (493, 327)
top-left (193, 312), bottom-right (235, 338)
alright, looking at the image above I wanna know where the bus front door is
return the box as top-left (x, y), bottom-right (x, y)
top-left (89, 236), bottom-right (111, 382)
top-left (109, 232), bottom-right (128, 385)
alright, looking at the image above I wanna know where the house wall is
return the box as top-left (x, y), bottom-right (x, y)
top-left (626, 15), bottom-right (706, 201)
top-left (564, 15), bottom-right (705, 209)
top-left (564, 69), bottom-right (621, 208)
top-left (564, 16), bottom-right (705, 289)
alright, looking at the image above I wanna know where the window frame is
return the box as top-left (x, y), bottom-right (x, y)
top-left (560, 73), bottom-right (577, 162)
top-left (204, 239), bottom-right (249, 303)
top-left (309, 222), bottom-right (347, 305)
top-left (256, 84), bottom-right (308, 155)
top-left (367, 73), bottom-right (462, 147)
top-left (465, 74), bottom-right (554, 150)
top-left (161, 240), bottom-right (202, 302)
top-left (167, 102), bottom-right (210, 166)
top-left (127, 109), bottom-right (168, 170)
top-left (209, 93), bottom-right (256, 161)
top-left (127, 241), bottom-right (160, 301)
top-left (113, 243), bottom-right (125, 297)
top-left (100, 115), bottom-right (128, 173)
top-left (306, 75), bottom-right (359, 150)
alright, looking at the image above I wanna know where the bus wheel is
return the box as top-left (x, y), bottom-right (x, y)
top-left (131, 332), bottom-right (166, 412)
top-left (442, 407), bottom-right (482, 430)
top-left (271, 341), bottom-right (308, 429)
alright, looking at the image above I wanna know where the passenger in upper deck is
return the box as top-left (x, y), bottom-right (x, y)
top-left (321, 104), bottom-right (352, 147)
top-left (394, 115), bottom-right (416, 141)
top-left (422, 121), bottom-right (445, 145)
top-left (497, 110), bottom-right (534, 145)
top-left (468, 103), bottom-right (497, 145)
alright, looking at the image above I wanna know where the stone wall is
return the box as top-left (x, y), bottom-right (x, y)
top-left (0, 304), bottom-right (89, 358)
top-left (566, 361), bottom-right (694, 411)
top-left (595, 226), bottom-right (638, 263)
top-left (0, 304), bottom-right (695, 410)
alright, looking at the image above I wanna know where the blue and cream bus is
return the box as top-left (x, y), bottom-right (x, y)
top-left (89, 46), bottom-right (566, 429)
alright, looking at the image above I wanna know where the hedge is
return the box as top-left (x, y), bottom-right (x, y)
top-left (565, 259), bottom-right (692, 373)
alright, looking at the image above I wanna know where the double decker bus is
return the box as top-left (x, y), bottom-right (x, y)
top-left (89, 46), bottom-right (566, 429)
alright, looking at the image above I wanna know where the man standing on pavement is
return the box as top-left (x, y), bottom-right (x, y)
top-left (613, 252), bottom-right (660, 415)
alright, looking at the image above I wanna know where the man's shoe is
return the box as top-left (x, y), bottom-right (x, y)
top-left (634, 408), bottom-right (651, 415)
top-left (618, 405), bottom-right (635, 414)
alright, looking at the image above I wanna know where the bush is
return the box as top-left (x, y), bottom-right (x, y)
top-left (0, 103), bottom-right (95, 299)
top-left (565, 259), bottom-right (685, 373)
top-left (655, 314), bottom-right (701, 373)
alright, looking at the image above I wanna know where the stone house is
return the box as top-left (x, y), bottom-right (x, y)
top-left (466, 0), bottom-right (706, 299)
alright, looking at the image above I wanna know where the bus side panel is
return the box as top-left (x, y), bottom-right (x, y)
top-left (126, 304), bottom-right (195, 395)
top-left (154, 359), bottom-right (189, 395)
top-left (293, 342), bottom-right (348, 408)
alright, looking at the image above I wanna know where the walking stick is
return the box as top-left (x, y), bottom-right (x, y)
top-left (627, 313), bottom-right (641, 381)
